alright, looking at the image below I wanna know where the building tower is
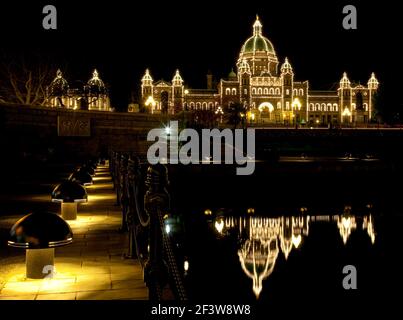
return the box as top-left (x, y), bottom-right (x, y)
top-left (367, 72), bottom-right (379, 120)
top-left (47, 69), bottom-right (70, 108)
top-left (238, 59), bottom-right (251, 107)
top-left (339, 72), bottom-right (352, 123)
top-left (141, 69), bottom-right (154, 104)
top-left (172, 69), bottom-right (184, 113)
top-left (281, 58), bottom-right (294, 124)
top-left (87, 69), bottom-right (109, 111)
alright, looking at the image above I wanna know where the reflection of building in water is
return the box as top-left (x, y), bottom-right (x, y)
top-left (218, 213), bottom-right (375, 299)
top-left (222, 216), bottom-right (309, 298)
top-left (336, 215), bottom-right (357, 244)
top-left (362, 215), bottom-right (376, 244)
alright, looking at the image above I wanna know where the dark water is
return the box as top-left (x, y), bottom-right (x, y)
top-left (167, 161), bottom-right (403, 308)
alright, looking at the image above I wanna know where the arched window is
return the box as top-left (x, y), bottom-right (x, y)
top-left (269, 88), bottom-right (274, 95)
top-left (225, 88), bottom-right (230, 96)
top-left (202, 102), bottom-right (207, 110)
top-left (321, 103), bottom-right (326, 111)
top-left (293, 89), bottom-right (298, 96)
top-left (333, 103), bottom-right (338, 112)
top-left (363, 103), bottom-right (368, 111)
top-left (275, 88), bottom-right (280, 95)
top-left (264, 88), bottom-right (269, 95)
top-left (252, 88), bottom-right (256, 95)
top-left (208, 102), bottom-right (213, 109)
top-left (299, 89), bottom-right (304, 96)
top-left (315, 103), bottom-right (320, 111)
top-left (309, 103), bottom-right (314, 111)
top-left (232, 88), bottom-right (237, 95)
top-left (196, 102), bottom-right (201, 109)
top-left (258, 88), bottom-right (262, 95)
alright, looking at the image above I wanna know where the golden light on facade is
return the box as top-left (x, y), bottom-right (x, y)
top-left (145, 96), bottom-right (157, 114)
top-left (292, 98), bottom-right (302, 110)
top-left (342, 107), bottom-right (352, 117)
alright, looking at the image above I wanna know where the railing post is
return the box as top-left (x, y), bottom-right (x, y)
top-left (143, 164), bottom-right (170, 300)
top-left (119, 153), bottom-right (129, 232)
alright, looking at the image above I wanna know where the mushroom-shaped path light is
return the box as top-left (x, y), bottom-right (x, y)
top-left (8, 211), bottom-right (73, 279)
top-left (69, 168), bottom-right (93, 186)
top-left (52, 180), bottom-right (88, 220)
top-left (81, 164), bottom-right (95, 176)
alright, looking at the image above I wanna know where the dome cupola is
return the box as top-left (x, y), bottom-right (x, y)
top-left (239, 16), bottom-right (279, 76)
top-left (368, 72), bottom-right (379, 90)
top-left (280, 57), bottom-right (293, 75)
top-left (172, 69), bottom-right (184, 86)
top-left (87, 69), bottom-right (106, 94)
top-left (340, 72), bottom-right (351, 89)
top-left (48, 69), bottom-right (69, 96)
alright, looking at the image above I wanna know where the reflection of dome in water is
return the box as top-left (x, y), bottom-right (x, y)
top-left (238, 238), bottom-right (279, 299)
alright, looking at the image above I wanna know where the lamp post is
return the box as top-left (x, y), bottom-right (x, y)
top-left (51, 180), bottom-right (88, 220)
top-left (8, 211), bottom-right (73, 279)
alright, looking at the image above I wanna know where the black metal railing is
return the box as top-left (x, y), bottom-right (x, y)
top-left (110, 151), bottom-right (187, 301)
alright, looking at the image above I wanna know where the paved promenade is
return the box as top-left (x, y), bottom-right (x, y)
top-left (0, 164), bottom-right (148, 300)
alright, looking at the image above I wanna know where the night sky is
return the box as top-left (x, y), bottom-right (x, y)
top-left (0, 0), bottom-right (399, 112)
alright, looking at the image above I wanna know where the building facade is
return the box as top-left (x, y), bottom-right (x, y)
top-left (140, 16), bottom-right (379, 125)
top-left (47, 69), bottom-right (111, 111)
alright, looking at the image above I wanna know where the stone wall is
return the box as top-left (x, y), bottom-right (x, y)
top-left (0, 103), bottom-right (163, 162)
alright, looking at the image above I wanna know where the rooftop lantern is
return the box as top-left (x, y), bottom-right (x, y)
top-left (52, 180), bottom-right (88, 220)
top-left (69, 168), bottom-right (93, 186)
top-left (8, 211), bottom-right (73, 279)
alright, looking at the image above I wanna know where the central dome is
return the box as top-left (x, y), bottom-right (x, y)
top-left (241, 16), bottom-right (275, 54)
top-left (238, 16), bottom-right (279, 76)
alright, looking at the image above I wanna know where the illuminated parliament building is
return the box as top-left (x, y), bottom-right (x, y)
top-left (46, 69), bottom-right (111, 111)
top-left (141, 16), bottom-right (379, 125)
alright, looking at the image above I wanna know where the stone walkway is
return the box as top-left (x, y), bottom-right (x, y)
top-left (0, 165), bottom-right (148, 300)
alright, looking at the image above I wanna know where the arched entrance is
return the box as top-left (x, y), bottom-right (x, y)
top-left (258, 102), bottom-right (274, 122)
